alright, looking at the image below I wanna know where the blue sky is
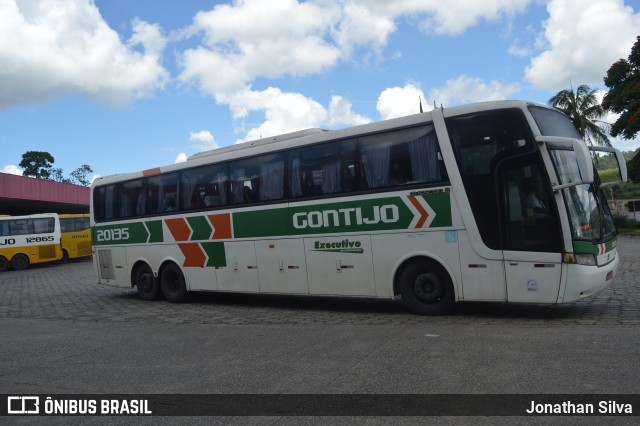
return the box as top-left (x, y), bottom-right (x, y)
top-left (1, 0), bottom-right (639, 183)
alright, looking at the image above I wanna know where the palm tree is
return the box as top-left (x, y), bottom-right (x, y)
top-left (548, 84), bottom-right (611, 147)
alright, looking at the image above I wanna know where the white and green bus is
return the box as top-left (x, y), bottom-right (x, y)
top-left (90, 100), bottom-right (627, 315)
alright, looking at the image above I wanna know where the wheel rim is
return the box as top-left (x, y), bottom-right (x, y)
top-left (165, 271), bottom-right (180, 295)
top-left (138, 270), bottom-right (153, 292)
top-left (12, 255), bottom-right (28, 270)
top-left (413, 272), bottom-right (444, 303)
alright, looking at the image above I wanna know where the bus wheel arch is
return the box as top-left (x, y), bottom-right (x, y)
top-left (394, 256), bottom-right (456, 316)
top-left (10, 253), bottom-right (30, 271)
top-left (0, 256), bottom-right (8, 272)
top-left (159, 261), bottom-right (188, 303)
top-left (132, 261), bottom-right (161, 301)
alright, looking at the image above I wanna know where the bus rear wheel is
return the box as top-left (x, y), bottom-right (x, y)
top-left (160, 263), bottom-right (187, 303)
top-left (11, 254), bottom-right (30, 271)
top-left (135, 264), bottom-right (160, 301)
top-left (399, 260), bottom-right (454, 315)
top-left (0, 256), bottom-right (8, 272)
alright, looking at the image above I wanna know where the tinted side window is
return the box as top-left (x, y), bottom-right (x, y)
top-left (230, 152), bottom-right (285, 204)
top-left (117, 180), bottom-right (145, 218)
top-left (182, 163), bottom-right (229, 210)
top-left (148, 173), bottom-right (179, 213)
top-left (94, 185), bottom-right (116, 221)
top-left (359, 125), bottom-right (445, 190)
top-left (60, 218), bottom-right (74, 232)
top-left (289, 139), bottom-right (358, 199)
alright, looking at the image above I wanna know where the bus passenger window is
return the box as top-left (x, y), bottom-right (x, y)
top-left (359, 125), bottom-right (443, 190)
top-left (289, 139), bottom-right (357, 198)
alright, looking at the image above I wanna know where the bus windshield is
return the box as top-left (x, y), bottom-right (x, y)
top-left (529, 106), bottom-right (617, 242)
top-left (549, 149), bottom-right (616, 241)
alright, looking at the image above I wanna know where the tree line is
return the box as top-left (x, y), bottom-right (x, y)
top-left (19, 151), bottom-right (93, 187)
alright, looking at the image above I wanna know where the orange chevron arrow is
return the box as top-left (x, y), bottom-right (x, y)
top-left (165, 218), bottom-right (191, 242)
top-left (407, 195), bottom-right (429, 228)
top-left (208, 213), bottom-right (232, 240)
top-left (178, 243), bottom-right (206, 267)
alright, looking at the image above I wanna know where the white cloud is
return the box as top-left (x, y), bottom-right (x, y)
top-left (230, 87), bottom-right (328, 142)
top-left (428, 75), bottom-right (520, 107)
top-left (177, 0), bottom-right (535, 142)
top-left (179, 0), bottom-right (341, 98)
top-left (403, 0), bottom-right (531, 36)
top-left (1, 164), bottom-right (22, 175)
top-left (377, 83), bottom-right (428, 120)
top-left (189, 130), bottom-right (219, 151)
top-left (377, 76), bottom-right (519, 123)
top-left (175, 153), bottom-right (188, 163)
top-left (525, 0), bottom-right (640, 91)
top-left (327, 96), bottom-right (372, 127)
top-left (0, 0), bottom-right (169, 109)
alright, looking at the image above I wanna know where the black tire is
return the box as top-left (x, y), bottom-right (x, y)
top-left (135, 263), bottom-right (160, 301)
top-left (10, 254), bottom-right (30, 271)
top-left (399, 260), bottom-right (455, 315)
top-left (0, 256), bottom-right (8, 272)
top-left (59, 250), bottom-right (69, 264)
top-left (160, 263), bottom-right (188, 303)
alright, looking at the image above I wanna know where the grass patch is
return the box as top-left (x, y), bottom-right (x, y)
top-left (613, 213), bottom-right (640, 233)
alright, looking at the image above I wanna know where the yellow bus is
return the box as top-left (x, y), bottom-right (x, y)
top-left (59, 214), bottom-right (92, 262)
top-left (0, 213), bottom-right (62, 271)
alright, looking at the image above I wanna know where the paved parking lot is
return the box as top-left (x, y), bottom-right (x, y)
top-left (0, 235), bottom-right (639, 422)
top-left (1, 235), bottom-right (639, 327)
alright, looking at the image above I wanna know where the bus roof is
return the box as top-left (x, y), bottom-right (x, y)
top-left (92, 100), bottom-right (547, 187)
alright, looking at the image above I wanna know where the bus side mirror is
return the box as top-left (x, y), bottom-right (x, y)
top-left (588, 146), bottom-right (628, 186)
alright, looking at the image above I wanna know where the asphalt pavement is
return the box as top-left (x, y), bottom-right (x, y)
top-left (1, 235), bottom-right (639, 424)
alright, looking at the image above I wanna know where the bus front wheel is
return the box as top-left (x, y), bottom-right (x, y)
top-left (160, 263), bottom-right (188, 303)
top-left (11, 254), bottom-right (30, 271)
top-left (0, 256), bottom-right (8, 272)
top-left (399, 260), bottom-right (454, 316)
top-left (135, 264), bottom-right (160, 301)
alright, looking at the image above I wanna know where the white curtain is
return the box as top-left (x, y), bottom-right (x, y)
top-left (216, 172), bottom-right (228, 205)
top-left (136, 192), bottom-right (146, 215)
top-left (119, 193), bottom-right (130, 217)
top-left (362, 143), bottom-right (391, 188)
top-left (156, 181), bottom-right (165, 212)
top-left (231, 168), bottom-right (246, 203)
top-left (260, 160), bottom-right (284, 200)
top-left (181, 172), bottom-right (198, 208)
top-left (409, 133), bottom-right (440, 182)
top-left (289, 157), bottom-right (302, 197)
top-left (322, 159), bottom-right (341, 194)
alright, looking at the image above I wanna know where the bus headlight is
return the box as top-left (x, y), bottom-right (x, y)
top-left (575, 254), bottom-right (596, 266)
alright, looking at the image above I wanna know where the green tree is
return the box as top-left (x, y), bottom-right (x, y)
top-left (70, 164), bottom-right (93, 186)
top-left (19, 151), bottom-right (55, 179)
top-left (602, 36), bottom-right (640, 141)
top-left (548, 84), bottom-right (611, 147)
top-left (602, 36), bottom-right (640, 184)
top-left (50, 168), bottom-right (70, 184)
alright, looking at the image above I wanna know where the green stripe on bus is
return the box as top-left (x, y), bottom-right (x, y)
top-left (233, 208), bottom-right (290, 238)
top-left (202, 242), bottom-right (226, 267)
top-left (93, 193), bottom-right (453, 244)
top-left (187, 216), bottom-right (213, 241)
top-left (146, 220), bottom-right (163, 243)
top-left (424, 192), bottom-right (452, 228)
top-left (572, 238), bottom-right (617, 255)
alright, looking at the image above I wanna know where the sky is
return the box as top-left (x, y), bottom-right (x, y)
top-left (1, 0), bottom-right (639, 183)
